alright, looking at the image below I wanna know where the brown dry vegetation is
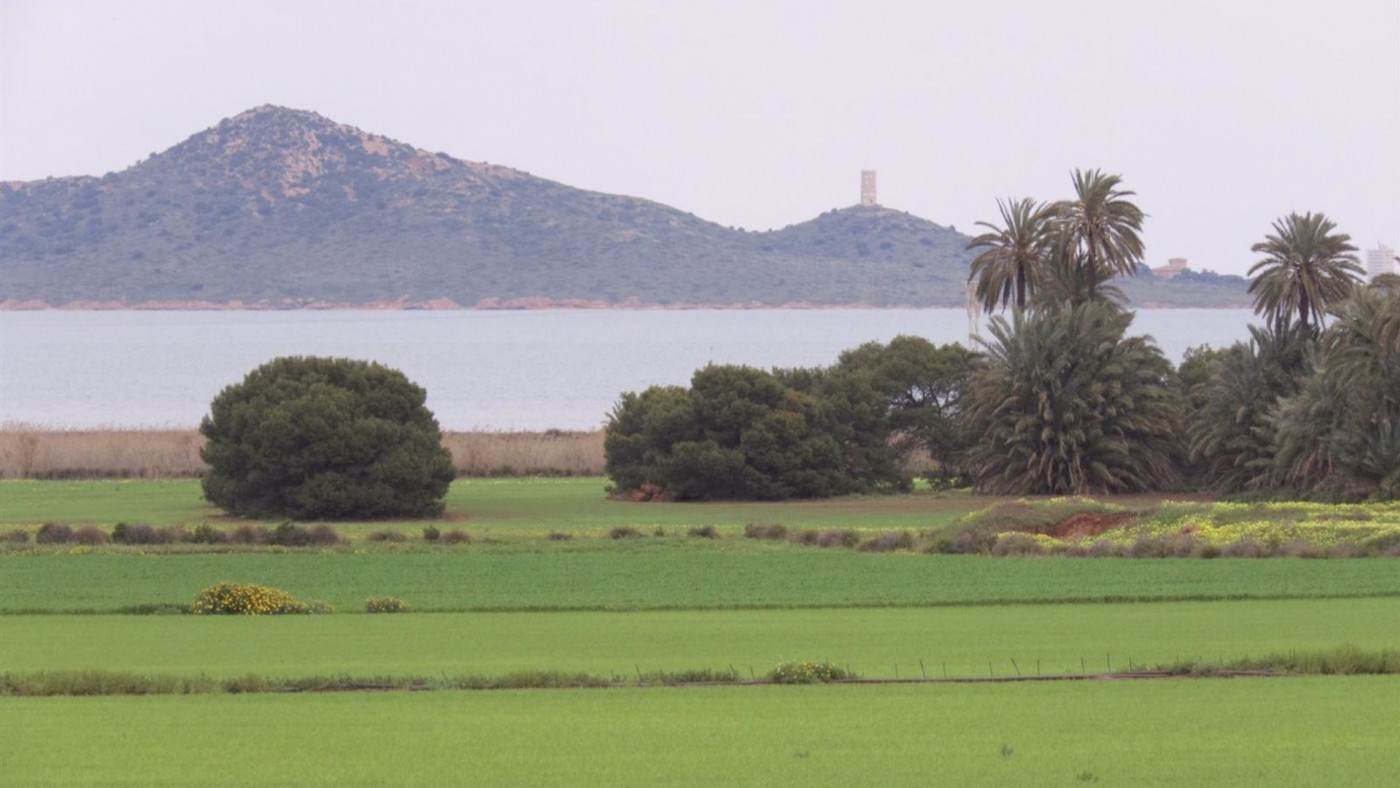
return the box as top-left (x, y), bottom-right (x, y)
top-left (0, 427), bottom-right (607, 480)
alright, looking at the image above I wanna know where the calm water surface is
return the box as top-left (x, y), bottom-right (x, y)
top-left (1, 309), bottom-right (1254, 430)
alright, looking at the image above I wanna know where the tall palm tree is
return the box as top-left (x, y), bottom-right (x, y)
top-left (966, 197), bottom-right (1054, 312)
top-left (1247, 212), bottom-right (1362, 331)
top-left (1055, 169), bottom-right (1146, 303)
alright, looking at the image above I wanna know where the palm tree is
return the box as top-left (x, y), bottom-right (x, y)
top-left (965, 302), bottom-right (1180, 495)
top-left (1054, 169), bottom-right (1146, 303)
top-left (1246, 212), bottom-right (1362, 331)
top-left (966, 198), bottom-right (1054, 312)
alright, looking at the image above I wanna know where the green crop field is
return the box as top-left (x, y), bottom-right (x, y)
top-left (5, 678), bottom-right (1397, 786)
top-left (5, 477), bottom-right (1400, 786)
top-left (6, 547), bottom-right (1400, 613)
top-left (3, 599), bottom-right (1398, 680)
top-left (0, 477), bottom-right (985, 533)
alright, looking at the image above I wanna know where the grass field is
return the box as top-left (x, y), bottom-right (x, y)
top-left (6, 547), bottom-right (1400, 613)
top-left (5, 477), bottom-right (1400, 785)
top-left (3, 599), bottom-right (1398, 679)
top-left (0, 477), bottom-right (983, 533)
top-left (5, 678), bottom-right (1398, 786)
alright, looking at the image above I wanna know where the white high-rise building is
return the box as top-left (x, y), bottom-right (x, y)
top-left (1367, 243), bottom-right (1396, 280)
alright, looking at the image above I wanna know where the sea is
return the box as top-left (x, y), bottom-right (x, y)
top-left (0, 309), bottom-right (1256, 431)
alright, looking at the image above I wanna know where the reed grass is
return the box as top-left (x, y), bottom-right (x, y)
top-left (0, 427), bottom-right (607, 479)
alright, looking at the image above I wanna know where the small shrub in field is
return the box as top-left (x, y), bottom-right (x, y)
top-left (546, 530), bottom-right (573, 541)
top-left (422, 526), bottom-right (441, 542)
top-left (72, 525), bottom-right (111, 546)
top-left (442, 529), bottom-right (472, 544)
top-left (789, 529), bottom-right (820, 546)
top-left (268, 522), bottom-right (342, 547)
top-left (815, 528), bottom-right (860, 549)
top-left (191, 524), bottom-right (229, 544)
top-left (3, 529), bottom-right (30, 544)
top-left (1276, 538), bottom-right (1326, 559)
top-left (36, 523), bottom-right (74, 544)
top-left (1084, 540), bottom-right (1122, 558)
top-left (228, 524), bottom-right (270, 545)
top-left (687, 525), bottom-right (720, 539)
top-left (112, 523), bottom-right (155, 544)
top-left (859, 531), bottom-right (915, 552)
top-left (367, 530), bottom-right (407, 543)
top-left (1222, 537), bottom-right (1269, 558)
top-left (744, 523), bottom-right (788, 540)
top-left (192, 582), bottom-right (309, 615)
top-left (768, 660), bottom-right (853, 684)
top-left (609, 526), bottom-right (642, 539)
top-left (653, 527), bottom-right (667, 537)
top-left (990, 532), bottom-right (1044, 556)
top-left (155, 526), bottom-right (192, 544)
top-left (365, 597), bottom-right (408, 613)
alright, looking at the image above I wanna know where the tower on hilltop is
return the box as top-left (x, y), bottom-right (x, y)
top-left (860, 170), bottom-right (877, 206)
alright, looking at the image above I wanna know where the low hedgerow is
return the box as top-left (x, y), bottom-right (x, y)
top-left (441, 529), bottom-right (472, 544)
top-left (72, 525), bottom-right (111, 546)
top-left (191, 524), bottom-right (229, 544)
top-left (268, 523), bottom-right (342, 547)
top-left (859, 531), bottom-right (914, 553)
top-left (687, 525), bottom-right (720, 539)
top-left (228, 524), bottom-right (270, 545)
top-left (365, 597), bottom-right (408, 613)
top-left (744, 523), bottom-right (788, 540)
top-left (768, 660), bottom-right (853, 684)
top-left (367, 530), bottom-right (408, 543)
top-left (3, 529), bottom-right (29, 544)
top-left (609, 526), bottom-right (642, 539)
top-left (546, 530), bottom-right (573, 541)
top-left (191, 582), bottom-right (313, 615)
top-left (35, 523), bottom-right (74, 544)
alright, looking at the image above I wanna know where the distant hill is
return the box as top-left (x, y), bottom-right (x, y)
top-left (0, 106), bottom-right (1249, 309)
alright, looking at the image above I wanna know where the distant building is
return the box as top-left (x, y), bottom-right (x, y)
top-left (1150, 257), bottom-right (1190, 280)
top-left (860, 170), bottom-right (877, 206)
top-left (1366, 243), bottom-right (1397, 280)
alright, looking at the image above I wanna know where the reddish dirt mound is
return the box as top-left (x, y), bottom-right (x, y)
top-left (1039, 511), bottom-right (1135, 539)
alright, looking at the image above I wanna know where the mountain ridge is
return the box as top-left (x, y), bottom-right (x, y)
top-left (0, 106), bottom-right (1248, 309)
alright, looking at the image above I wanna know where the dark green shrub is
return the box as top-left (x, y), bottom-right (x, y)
top-left (609, 526), bottom-right (642, 539)
top-left (191, 524), bottom-right (229, 544)
top-left (200, 356), bottom-right (455, 520)
top-left (367, 530), bottom-right (407, 543)
top-left (36, 523), bottom-right (74, 544)
top-left (687, 525), bottom-right (720, 539)
top-left (546, 530), bottom-right (573, 541)
top-left (112, 523), bottom-right (157, 544)
top-left (268, 522), bottom-right (342, 547)
top-left (421, 526), bottom-right (441, 542)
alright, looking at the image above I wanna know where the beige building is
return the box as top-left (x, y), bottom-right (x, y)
top-left (1150, 257), bottom-right (1190, 280)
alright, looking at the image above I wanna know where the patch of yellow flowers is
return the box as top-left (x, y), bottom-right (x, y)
top-left (191, 582), bottom-right (309, 615)
top-left (769, 660), bottom-right (852, 684)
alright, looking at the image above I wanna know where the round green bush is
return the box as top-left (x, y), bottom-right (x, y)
top-left (200, 356), bottom-right (455, 520)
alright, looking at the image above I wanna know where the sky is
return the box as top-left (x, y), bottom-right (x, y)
top-left (1, 0), bottom-right (1396, 276)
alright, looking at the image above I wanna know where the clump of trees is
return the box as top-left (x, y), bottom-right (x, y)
top-left (201, 356), bottom-right (455, 519)
top-left (605, 173), bottom-right (1396, 502)
top-left (604, 338), bottom-right (977, 501)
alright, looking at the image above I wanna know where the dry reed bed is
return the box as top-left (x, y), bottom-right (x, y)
top-left (0, 428), bottom-right (607, 479)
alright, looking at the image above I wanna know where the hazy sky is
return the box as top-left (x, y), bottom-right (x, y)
top-left (2, 0), bottom-right (1396, 276)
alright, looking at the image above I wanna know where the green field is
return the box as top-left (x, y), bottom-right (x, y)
top-left (6, 547), bottom-right (1400, 613)
top-left (5, 477), bottom-right (1400, 786)
top-left (3, 599), bottom-right (1398, 679)
top-left (5, 679), bottom-right (1397, 786)
top-left (0, 477), bottom-right (984, 533)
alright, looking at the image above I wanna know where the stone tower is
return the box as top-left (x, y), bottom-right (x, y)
top-left (860, 170), bottom-right (877, 206)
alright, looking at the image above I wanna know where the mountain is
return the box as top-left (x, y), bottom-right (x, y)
top-left (0, 106), bottom-right (1247, 308)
